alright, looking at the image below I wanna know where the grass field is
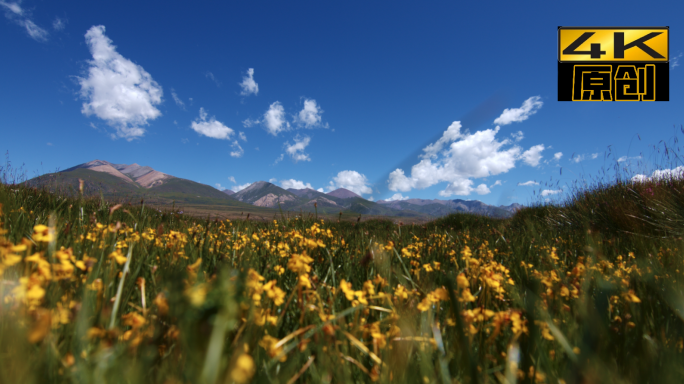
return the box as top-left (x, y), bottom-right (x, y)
top-left (2, 158), bottom-right (684, 383)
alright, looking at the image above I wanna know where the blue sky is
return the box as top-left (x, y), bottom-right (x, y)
top-left (1, 0), bottom-right (683, 206)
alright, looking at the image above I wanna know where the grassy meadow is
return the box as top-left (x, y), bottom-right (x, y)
top-left (2, 158), bottom-right (684, 383)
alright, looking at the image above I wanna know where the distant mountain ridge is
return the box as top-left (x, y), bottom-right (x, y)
top-left (26, 159), bottom-right (523, 219)
top-left (376, 197), bottom-right (520, 218)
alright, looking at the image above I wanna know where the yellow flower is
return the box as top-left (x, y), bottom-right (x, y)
top-left (259, 334), bottom-right (286, 362)
top-left (625, 290), bottom-right (641, 303)
top-left (394, 284), bottom-right (409, 300)
top-left (231, 354), bottom-right (255, 383)
top-left (33, 224), bottom-right (54, 243)
top-left (109, 250), bottom-right (128, 265)
top-left (298, 274), bottom-right (312, 289)
top-left (457, 273), bottom-right (469, 288)
top-left (340, 279), bottom-right (355, 301)
top-left (185, 284), bottom-right (207, 307)
top-left (288, 252), bottom-right (313, 274)
top-left (122, 312), bottom-right (146, 329)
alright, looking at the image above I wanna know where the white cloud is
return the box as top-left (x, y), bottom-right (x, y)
top-left (206, 71), bottom-right (221, 87)
top-left (239, 68), bottom-right (258, 96)
top-left (171, 89), bottom-right (185, 109)
top-left (295, 99), bottom-right (325, 128)
top-left (618, 155), bottom-right (641, 163)
top-left (268, 178), bottom-right (277, 183)
top-left (386, 193), bottom-right (409, 201)
top-left (420, 121), bottom-right (464, 159)
top-left (274, 154), bottom-right (284, 164)
top-left (672, 53), bottom-right (683, 70)
top-left (521, 144), bottom-right (545, 167)
top-left (0, 1), bottom-right (48, 41)
top-left (368, 196), bottom-right (374, 201)
top-left (52, 17), bottom-right (65, 31)
top-left (191, 108), bottom-right (234, 140)
top-left (231, 182), bottom-right (252, 192)
top-left (493, 96), bottom-right (543, 126)
top-left (316, 187), bottom-right (324, 193)
top-left (228, 176), bottom-right (236, 183)
top-left (78, 26), bottom-right (163, 140)
top-left (389, 124), bottom-right (527, 196)
top-left (263, 102), bottom-right (289, 136)
top-left (46, 142), bottom-right (52, 146)
top-left (518, 180), bottom-right (539, 186)
top-left (474, 184), bottom-right (491, 195)
top-left (591, 153), bottom-right (599, 159)
top-left (281, 179), bottom-right (313, 190)
top-left (632, 166), bottom-right (684, 183)
top-left (571, 154), bottom-right (585, 163)
top-left (554, 152), bottom-right (563, 161)
top-left (230, 140), bottom-right (244, 158)
top-left (511, 131), bottom-right (524, 142)
top-left (242, 118), bottom-right (260, 128)
top-left (490, 180), bottom-right (502, 188)
top-left (541, 189), bottom-right (562, 197)
top-left (0, 1), bottom-right (21, 14)
top-left (215, 183), bottom-right (226, 191)
top-left (239, 131), bottom-right (247, 141)
top-left (284, 135), bottom-right (311, 162)
top-left (328, 170), bottom-right (373, 195)
top-left (181, 138), bottom-right (189, 144)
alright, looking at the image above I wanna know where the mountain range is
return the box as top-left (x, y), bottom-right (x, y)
top-left (24, 160), bottom-right (522, 219)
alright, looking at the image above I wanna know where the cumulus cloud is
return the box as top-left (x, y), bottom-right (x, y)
top-left (231, 183), bottom-right (252, 192)
top-left (571, 154), bottom-right (585, 163)
top-left (388, 115), bottom-right (546, 196)
top-left (328, 170), bottom-right (373, 195)
top-left (420, 121), bottom-right (463, 159)
top-left (591, 153), bottom-right (599, 159)
top-left (493, 96), bottom-right (543, 126)
top-left (281, 179), bottom-right (313, 190)
top-left (284, 135), bottom-right (311, 162)
top-left (239, 68), bottom-right (258, 96)
top-left (263, 102), bottom-right (289, 136)
top-left (52, 16), bottom-right (65, 31)
top-left (238, 131), bottom-right (247, 141)
top-left (0, 1), bottom-right (48, 41)
top-left (554, 152), bottom-right (563, 161)
top-left (191, 108), bottom-right (234, 140)
top-left (78, 26), bottom-right (163, 140)
top-left (386, 193), bottom-right (409, 201)
top-left (490, 180), bottom-right (503, 188)
top-left (518, 180), bottom-right (539, 186)
top-left (171, 89), bottom-right (185, 109)
top-left (541, 189), bottom-right (562, 197)
top-left (228, 176), bottom-right (236, 183)
top-left (316, 188), bottom-right (324, 193)
top-left (632, 166), bottom-right (684, 183)
top-left (215, 183), bottom-right (226, 191)
top-left (230, 140), bottom-right (244, 158)
top-left (274, 154), bottom-right (284, 165)
top-left (521, 144), bottom-right (545, 167)
top-left (295, 99), bottom-right (326, 128)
